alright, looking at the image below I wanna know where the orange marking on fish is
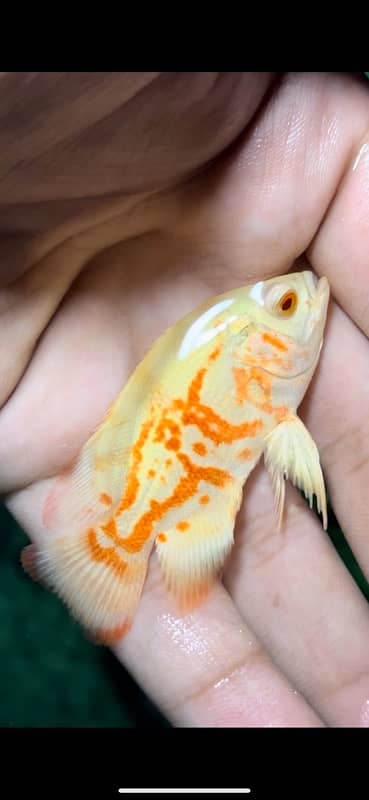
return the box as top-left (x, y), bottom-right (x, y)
top-left (99, 492), bottom-right (113, 506)
top-left (157, 533), bottom-right (167, 543)
top-left (116, 418), bottom-right (153, 515)
top-left (176, 520), bottom-right (190, 531)
top-left (154, 417), bottom-right (181, 443)
top-left (186, 367), bottom-right (208, 405)
top-left (148, 469), bottom-right (156, 478)
top-left (274, 405), bottom-right (289, 422)
top-left (239, 447), bottom-right (252, 460)
top-left (232, 367), bottom-right (249, 405)
top-left (87, 528), bottom-right (128, 576)
top-left (172, 398), bottom-right (185, 410)
top-left (230, 365), bottom-right (288, 424)
top-left (166, 436), bottom-right (181, 451)
top-left (209, 344), bottom-right (222, 361)
top-left (120, 452), bottom-right (230, 554)
top-left (199, 494), bottom-right (210, 505)
top-left (101, 518), bottom-right (118, 537)
top-left (92, 620), bottom-right (132, 644)
top-left (183, 368), bottom-right (263, 443)
top-left (247, 367), bottom-right (289, 421)
top-left (165, 458), bottom-right (172, 467)
top-left (21, 544), bottom-right (43, 584)
top-left (176, 579), bottom-right (212, 613)
top-left (192, 441), bottom-right (207, 456)
top-left (262, 332), bottom-right (288, 352)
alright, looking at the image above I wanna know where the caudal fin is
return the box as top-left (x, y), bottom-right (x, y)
top-left (21, 526), bottom-right (154, 644)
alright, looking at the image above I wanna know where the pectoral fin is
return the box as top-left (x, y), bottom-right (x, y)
top-left (264, 415), bottom-right (327, 530)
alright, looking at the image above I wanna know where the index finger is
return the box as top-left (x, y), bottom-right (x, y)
top-left (115, 560), bottom-right (324, 727)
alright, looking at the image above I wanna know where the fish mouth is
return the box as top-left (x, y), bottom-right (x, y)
top-left (303, 270), bottom-right (319, 293)
top-left (303, 270), bottom-right (329, 301)
top-left (300, 272), bottom-right (330, 346)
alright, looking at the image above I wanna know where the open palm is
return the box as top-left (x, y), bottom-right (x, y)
top-left (1, 71), bottom-right (369, 727)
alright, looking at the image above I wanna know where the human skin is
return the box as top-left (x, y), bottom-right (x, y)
top-left (1, 71), bottom-right (369, 727)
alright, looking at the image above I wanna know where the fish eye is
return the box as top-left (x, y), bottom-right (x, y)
top-left (261, 283), bottom-right (299, 319)
top-left (277, 290), bottom-right (298, 316)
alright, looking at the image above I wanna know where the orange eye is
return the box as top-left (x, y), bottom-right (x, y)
top-left (278, 290), bottom-right (297, 315)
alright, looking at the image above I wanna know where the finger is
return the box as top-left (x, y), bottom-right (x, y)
top-left (300, 300), bottom-right (369, 580)
top-left (114, 560), bottom-right (325, 728)
top-left (168, 72), bottom-right (369, 279)
top-left (308, 96), bottom-right (369, 338)
top-left (223, 461), bottom-right (369, 728)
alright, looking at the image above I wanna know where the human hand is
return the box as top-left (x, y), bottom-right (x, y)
top-left (1, 71), bottom-right (369, 727)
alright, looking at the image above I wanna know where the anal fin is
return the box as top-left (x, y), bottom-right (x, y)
top-left (155, 499), bottom-right (240, 613)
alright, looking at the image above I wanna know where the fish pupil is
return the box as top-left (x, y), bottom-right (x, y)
top-left (282, 296), bottom-right (292, 311)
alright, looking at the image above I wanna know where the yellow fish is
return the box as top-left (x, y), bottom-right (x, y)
top-left (22, 270), bottom-right (330, 644)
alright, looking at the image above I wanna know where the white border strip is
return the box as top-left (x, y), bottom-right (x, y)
top-left (118, 790), bottom-right (251, 795)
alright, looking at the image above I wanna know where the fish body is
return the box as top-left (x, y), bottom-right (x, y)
top-left (22, 270), bottom-right (330, 643)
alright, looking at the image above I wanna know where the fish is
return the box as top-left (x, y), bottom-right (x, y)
top-left (21, 270), bottom-right (330, 644)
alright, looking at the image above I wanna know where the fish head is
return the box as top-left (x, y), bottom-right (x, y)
top-left (230, 270), bottom-right (330, 407)
top-left (175, 269), bottom-right (329, 408)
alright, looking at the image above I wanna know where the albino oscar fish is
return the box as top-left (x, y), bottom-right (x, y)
top-left (22, 270), bottom-right (330, 644)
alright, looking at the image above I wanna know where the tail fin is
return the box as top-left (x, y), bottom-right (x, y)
top-left (21, 526), bottom-right (154, 644)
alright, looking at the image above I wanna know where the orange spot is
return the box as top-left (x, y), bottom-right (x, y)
top-left (209, 344), bottom-right (221, 361)
top-left (183, 368), bottom-right (263, 444)
top-left (172, 398), bottom-right (185, 410)
top-left (157, 533), bottom-right (167, 543)
top-left (116, 418), bottom-right (153, 515)
top-left (154, 416), bottom-right (180, 443)
top-left (192, 441), bottom-right (207, 456)
top-left (120, 452), bottom-right (230, 554)
top-left (175, 578), bottom-right (212, 613)
top-left (176, 521), bottom-right (190, 531)
top-left (199, 494), bottom-right (210, 505)
top-left (21, 544), bottom-right (42, 584)
top-left (262, 332), bottom-right (288, 352)
top-left (92, 619), bottom-right (132, 645)
top-left (165, 458), bottom-right (172, 467)
top-left (187, 367), bottom-right (207, 405)
top-left (231, 364), bottom-right (289, 423)
top-left (101, 518), bottom-right (118, 537)
top-left (239, 447), bottom-right (252, 461)
top-left (232, 367), bottom-right (249, 405)
top-left (148, 469), bottom-right (156, 478)
top-left (166, 437), bottom-right (180, 451)
top-left (87, 529), bottom-right (128, 576)
top-left (99, 492), bottom-right (112, 506)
